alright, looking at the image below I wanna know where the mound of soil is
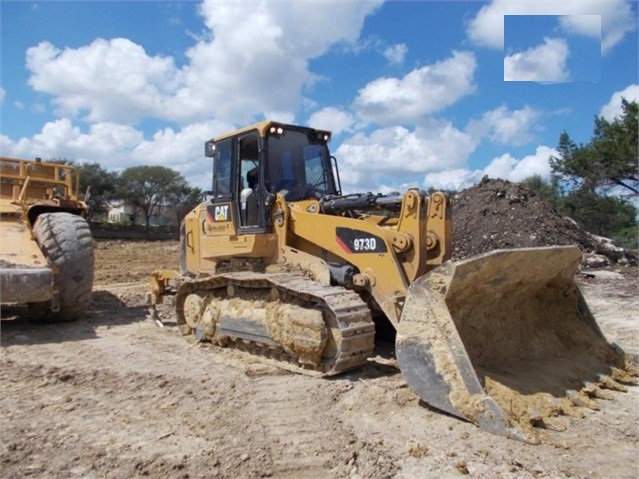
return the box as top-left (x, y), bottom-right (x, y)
top-left (451, 177), bottom-right (636, 266)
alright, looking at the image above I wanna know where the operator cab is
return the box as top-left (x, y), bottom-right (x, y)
top-left (205, 121), bottom-right (340, 233)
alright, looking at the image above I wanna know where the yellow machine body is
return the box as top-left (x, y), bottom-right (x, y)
top-left (1, 157), bottom-right (94, 320)
top-left (149, 121), bottom-right (632, 443)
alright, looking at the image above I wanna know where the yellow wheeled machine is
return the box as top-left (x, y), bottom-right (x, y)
top-left (1, 157), bottom-right (94, 321)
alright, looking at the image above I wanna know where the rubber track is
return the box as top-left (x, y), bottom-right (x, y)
top-left (174, 271), bottom-right (376, 376)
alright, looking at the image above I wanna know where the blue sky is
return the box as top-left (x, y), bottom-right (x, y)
top-left (1, 0), bottom-right (637, 193)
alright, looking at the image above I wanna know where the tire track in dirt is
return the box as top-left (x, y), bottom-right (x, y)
top-left (241, 374), bottom-right (350, 477)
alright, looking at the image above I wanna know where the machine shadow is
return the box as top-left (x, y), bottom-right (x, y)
top-left (1, 289), bottom-right (149, 347)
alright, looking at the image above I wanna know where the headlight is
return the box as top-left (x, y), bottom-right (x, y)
top-left (269, 125), bottom-right (285, 137)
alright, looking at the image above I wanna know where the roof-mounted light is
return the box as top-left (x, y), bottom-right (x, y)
top-left (312, 130), bottom-right (331, 143)
top-left (205, 140), bottom-right (216, 157)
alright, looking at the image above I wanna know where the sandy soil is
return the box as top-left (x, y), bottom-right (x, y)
top-left (1, 240), bottom-right (638, 479)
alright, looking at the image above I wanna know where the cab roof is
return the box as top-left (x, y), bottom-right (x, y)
top-left (209, 120), bottom-right (331, 143)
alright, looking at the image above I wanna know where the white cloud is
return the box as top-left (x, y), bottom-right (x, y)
top-left (423, 169), bottom-right (484, 192)
top-left (0, 118), bottom-right (143, 165)
top-left (11, 0), bottom-right (630, 201)
top-left (166, 0), bottom-right (383, 125)
top-left (335, 120), bottom-right (478, 192)
top-left (130, 120), bottom-right (232, 187)
top-left (599, 84), bottom-right (639, 120)
top-left (423, 145), bottom-right (557, 191)
top-left (6, 0), bottom-right (390, 191)
top-left (383, 43), bottom-right (408, 65)
top-left (308, 107), bottom-right (355, 136)
top-left (504, 37), bottom-right (569, 81)
top-left (352, 51), bottom-right (477, 124)
top-left (466, 105), bottom-right (542, 146)
top-left (466, 0), bottom-right (636, 54)
top-left (0, 87), bottom-right (5, 104)
top-left (559, 14), bottom-right (601, 38)
top-left (26, 39), bottom-right (178, 124)
top-left (67, 123), bottom-right (144, 159)
top-left (0, 118), bottom-right (231, 189)
top-left (484, 145), bottom-right (556, 181)
top-left (322, 100), bottom-right (544, 193)
top-left (23, 0), bottom-right (384, 126)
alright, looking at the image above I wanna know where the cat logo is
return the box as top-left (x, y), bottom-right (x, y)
top-left (214, 205), bottom-right (230, 222)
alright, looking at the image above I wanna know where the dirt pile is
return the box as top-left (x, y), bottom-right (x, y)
top-left (451, 176), bottom-right (636, 266)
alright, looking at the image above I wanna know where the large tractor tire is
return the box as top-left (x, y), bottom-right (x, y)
top-left (30, 212), bottom-right (94, 322)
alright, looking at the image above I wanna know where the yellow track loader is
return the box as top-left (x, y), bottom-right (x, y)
top-left (149, 121), bottom-right (634, 443)
top-left (1, 157), bottom-right (94, 321)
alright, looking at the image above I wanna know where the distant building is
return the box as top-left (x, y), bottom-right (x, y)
top-left (107, 200), bottom-right (175, 226)
top-left (107, 200), bottom-right (136, 223)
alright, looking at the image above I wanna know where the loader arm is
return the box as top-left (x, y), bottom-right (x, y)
top-left (274, 190), bottom-right (451, 327)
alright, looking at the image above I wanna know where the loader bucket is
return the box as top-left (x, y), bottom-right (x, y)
top-left (396, 245), bottom-right (627, 443)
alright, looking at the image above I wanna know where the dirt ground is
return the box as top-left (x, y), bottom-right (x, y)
top-left (1, 239), bottom-right (638, 479)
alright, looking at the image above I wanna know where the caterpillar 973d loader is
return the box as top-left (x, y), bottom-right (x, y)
top-left (0, 157), bottom-right (94, 321)
top-left (149, 121), bottom-right (634, 443)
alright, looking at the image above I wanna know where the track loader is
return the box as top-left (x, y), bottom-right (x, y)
top-left (0, 157), bottom-right (94, 321)
top-left (149, 121), bottom-right (634, 443)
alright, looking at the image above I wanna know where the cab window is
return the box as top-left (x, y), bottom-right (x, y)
top-left (213, 139), bottom-right (232, 198)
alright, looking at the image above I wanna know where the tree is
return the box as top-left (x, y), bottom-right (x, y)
top-left (118, 166), bottom-right (187, 238)
top-left (561, 188), bottom-right (638, 249)
top-left (77, 162), bottom-right (118, 221)
top-left (426, 186), bottom-right (458, 197)
top-left (521, 174), bottom-right (562, 210)
top-left (165, 185), bottom-right (204, 234)
top-left (520, 173), bottom-right (638, 249)
top-left (547, 99), bottom-right (638, 248)
top-left (550, 99), bottom-right (638, 196)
